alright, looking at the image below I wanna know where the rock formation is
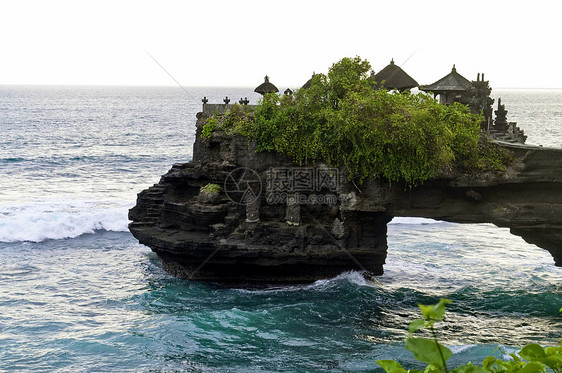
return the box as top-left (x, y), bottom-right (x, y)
top-left (129, 104), bottom-right (562, 283)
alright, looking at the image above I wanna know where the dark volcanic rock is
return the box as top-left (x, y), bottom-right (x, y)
top-left (386, 144), bottom-right (562, 266)
top-left (129, 105), bottom-right (562, 283)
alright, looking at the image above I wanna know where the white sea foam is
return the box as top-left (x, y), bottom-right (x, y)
top-left (389, 217), bottom-right (443, 225)
top-left (327, 270), bottom-right (373, 286)
top-left (0, 199), bottom-right (131, 242)
top-left (306, 270), bottom-right (380, 290)
top-left (449, 344), bottom-right (477, 354)
top-left (235, 270), bottom-right (376, 294)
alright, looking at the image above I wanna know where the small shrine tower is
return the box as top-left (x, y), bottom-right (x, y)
top-left (254, 76), bottom-right (279, 96)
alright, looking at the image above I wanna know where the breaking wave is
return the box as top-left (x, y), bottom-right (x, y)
top-left (0, 199), bottom-right (130, 242)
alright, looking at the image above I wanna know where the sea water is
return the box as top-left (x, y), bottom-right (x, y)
top-left (0, 86), bottom-right (560, 372)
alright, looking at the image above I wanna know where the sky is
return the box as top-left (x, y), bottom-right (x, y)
top-left (1, 0), bottom-right (560, 89)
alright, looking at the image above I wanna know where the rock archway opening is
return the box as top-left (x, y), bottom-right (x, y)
top-left (385, 217), bottom-right (561, 278)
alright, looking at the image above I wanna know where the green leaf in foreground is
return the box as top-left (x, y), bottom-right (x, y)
top-left (379, 300), bottom-right (561, 372)
top-left (376, 360), bottom-right (408, 373)
top-left (419, 298), bottom-right (451, 322)
top-left (517, 361), bottom-right (547, 373)
top-left (405, 337), bottom-right (452, 368)
top-left (451, 363), bottom-right (487, 372)
top-left (408, 319), bottom-right (426, 334)
top-left (519, 343), bottom-right (548, 360)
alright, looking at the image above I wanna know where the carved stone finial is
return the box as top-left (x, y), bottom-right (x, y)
top-left (494, 97), bottom-right (508, 128)
top-left (202, 96), bottom-right (208, 104)
top-left (243, 97), bottom-right (249, 105)
top-left (224, 96), bottom-right (230, 104)
top-left (452, 64), bottom-right (456, 72)
top-left (390, 58), bottom-right (394, 65)
top-left (477, 73), bottom-right (480, 82)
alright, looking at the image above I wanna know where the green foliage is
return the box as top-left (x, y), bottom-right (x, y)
top-left (376, 300), bottom-right (562, 373)
top-left (201, 116), bottom-right (217, 138)
top-left (377, 360), bottom-right (410, 373)
top-left (327, 56), bottom-right (373, 102)
top-left (405, 338), bottom-right (452, 370)
top-left (204, 57), bottom-right (513, 186)
top-left (201, 103), bottom-right (254, 139)
top-left (200, 183), bottom-right (222, 194)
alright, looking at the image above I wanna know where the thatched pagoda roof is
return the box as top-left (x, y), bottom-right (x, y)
top-left (301, 73), bottom-right (315, 89)
top-left (421, 65), bottom-right (474, 93)
top-left (373, 59), bottom-right (418, 91)
top-left (254, 75), bottom-right (279, 95)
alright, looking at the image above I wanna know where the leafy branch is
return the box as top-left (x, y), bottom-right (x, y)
top-left (377, 300), bottom-right (562, 373)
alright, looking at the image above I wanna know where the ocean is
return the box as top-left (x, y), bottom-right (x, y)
top-left (0, 86), bottom-right (561, 372)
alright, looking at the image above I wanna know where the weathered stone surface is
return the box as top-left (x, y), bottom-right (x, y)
top-left (129, 105), bottom-right (562, 283)
top-left (387, 144), bottom-right (562, 266)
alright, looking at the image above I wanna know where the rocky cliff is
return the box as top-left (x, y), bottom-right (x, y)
top-left (129, 105), bottom-right (562, 283)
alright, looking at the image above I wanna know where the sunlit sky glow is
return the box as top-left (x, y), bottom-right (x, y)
top-left (1, 0), bottom-right (560, 88)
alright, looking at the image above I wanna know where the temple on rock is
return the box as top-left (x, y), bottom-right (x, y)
top-left (128, 101), bottom-right (562, 283)
top-left (127, 59), bottom-right (561, 283)
top-left (420, 66), bottom-right (494, 123)
top-left (246, 62), bottom-right (526, 144)
top-left (420, 65), bottom-right (526, 143)
top-left (421, 65), bottom-right (474, 105)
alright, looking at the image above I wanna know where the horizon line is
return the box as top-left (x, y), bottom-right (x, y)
top-left (1, 83), bottom-right (562, 90)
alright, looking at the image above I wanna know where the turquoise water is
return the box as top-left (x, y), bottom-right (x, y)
top-left (0, 86), bottom-right (560, 372)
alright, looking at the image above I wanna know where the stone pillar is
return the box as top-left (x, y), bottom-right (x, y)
top-left (245, 198), bottom-right (260, 223)
top-left (285, 193), bottom-right (301, 226)
top-left (331, 218), bottom-right (345, 238)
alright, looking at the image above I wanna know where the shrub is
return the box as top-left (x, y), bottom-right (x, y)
top-left (202, 57), bottom-right (512, 186)
top-left (200, 183), bottom-right (222, 194)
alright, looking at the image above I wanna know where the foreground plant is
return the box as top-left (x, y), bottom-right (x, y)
top-left (376, 300), bottom-right (562, 373)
